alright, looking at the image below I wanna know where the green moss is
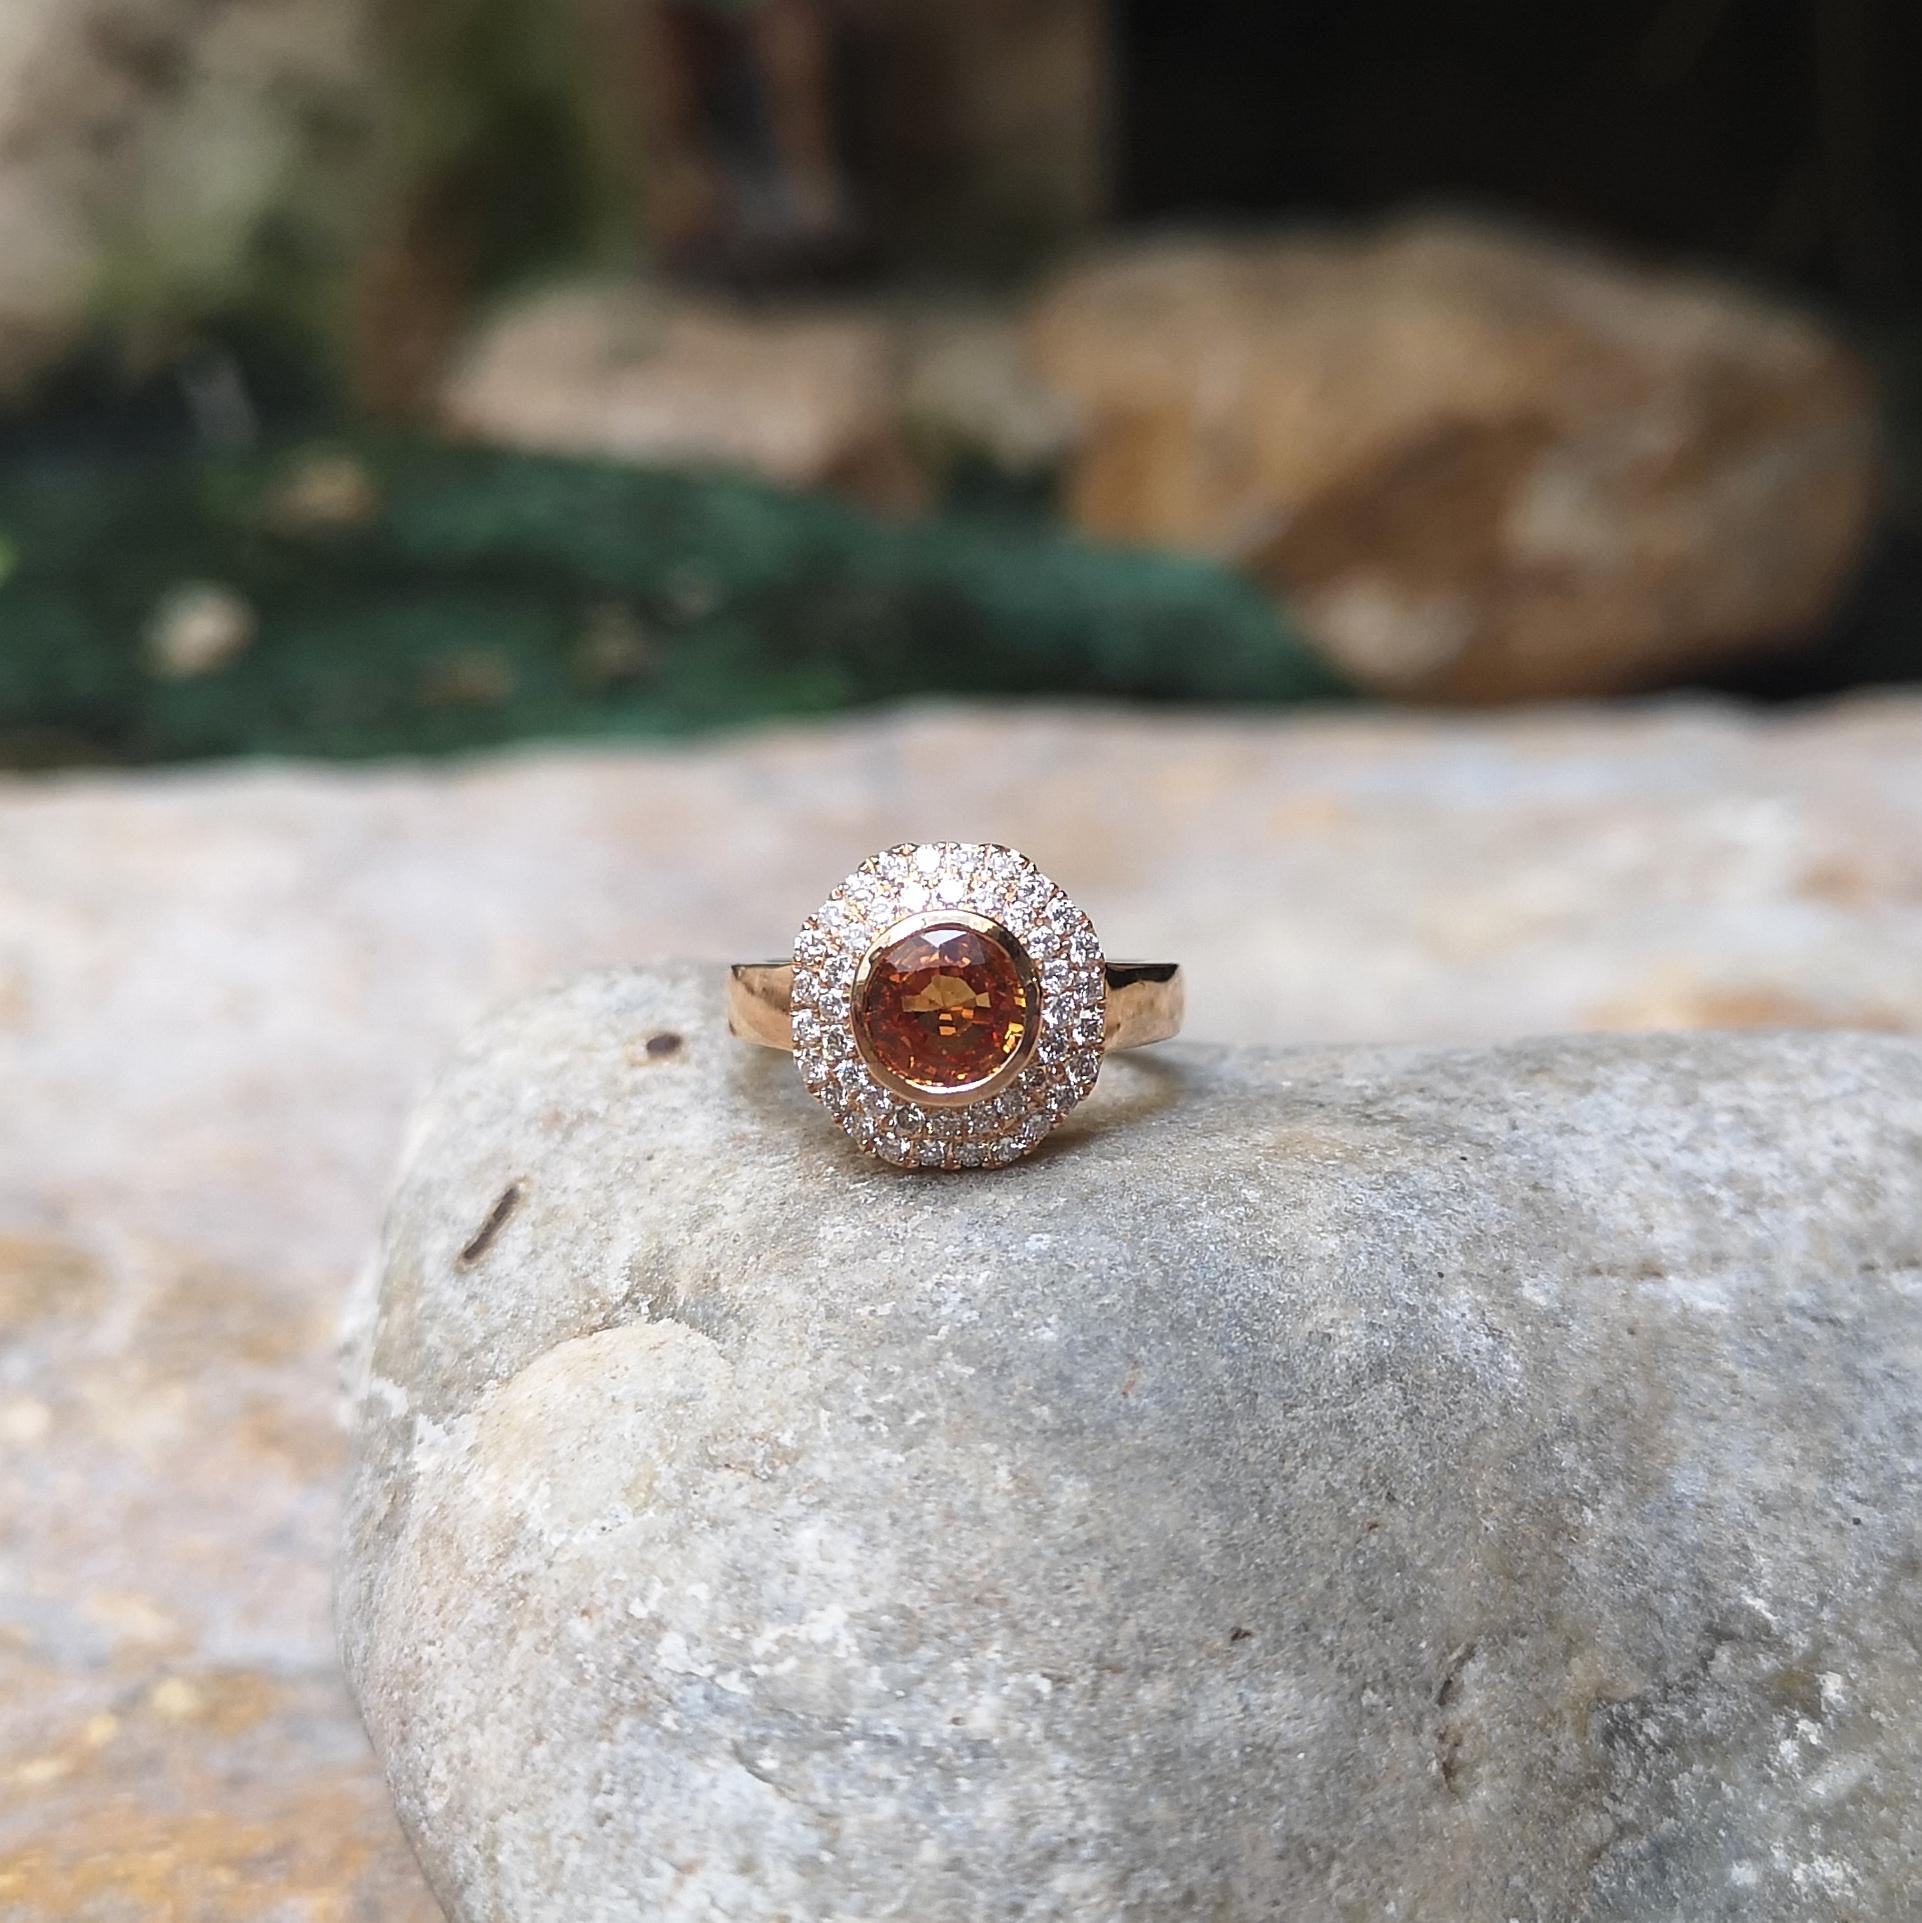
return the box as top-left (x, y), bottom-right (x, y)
top-left (0, 437), bottom-right (1345, 767)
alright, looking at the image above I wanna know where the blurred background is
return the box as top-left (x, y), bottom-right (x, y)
top-left (5, 10), bottom-right (1922, 1920)
top-left (2, 0), bottom-right (1920, 762)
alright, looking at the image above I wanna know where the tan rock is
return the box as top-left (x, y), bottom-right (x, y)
top-left (441, 283), bottom-right (918, 507)
top-left (0, 1225), bottom-right (439, 1922)
top-left (900, 308), bottom-right (1076, 475)
top-left (144, 582), bottom-right (256, 681)
top-left (1028, 218), bottom-right (1882, 700)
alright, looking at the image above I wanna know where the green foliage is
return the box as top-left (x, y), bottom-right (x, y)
top-left (0, 438), bottom-right (1345, 767)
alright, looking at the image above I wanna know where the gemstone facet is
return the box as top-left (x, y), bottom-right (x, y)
top-left (791, 843), bottom-right (1105, 1168)
top-left (855, 920), bottom-right (1030, 1094)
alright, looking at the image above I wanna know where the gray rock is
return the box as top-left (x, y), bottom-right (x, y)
top-left (340, 964), bottom-right (1922, 1922)
top-left (9, 701), bottom-right (1920, 1922)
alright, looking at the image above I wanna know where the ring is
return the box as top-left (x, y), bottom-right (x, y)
top-left (728, 841), bottom-right (1183, 1168)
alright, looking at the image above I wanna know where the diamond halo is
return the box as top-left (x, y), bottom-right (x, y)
top-left (791, 843), bottom-right (1106, 1169)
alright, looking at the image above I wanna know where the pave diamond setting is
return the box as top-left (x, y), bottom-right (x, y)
top-left (792, 843), bottom-right (1106, 1168)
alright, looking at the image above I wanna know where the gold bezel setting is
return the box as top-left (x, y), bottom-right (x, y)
top-left (791, 843), bottom-right (1107, 1168)
top-left (849, 909), bottom-right (1042, 1108)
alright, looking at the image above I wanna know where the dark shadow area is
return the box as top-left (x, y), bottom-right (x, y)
top-left (1121, 0), bottom-right (1922, 319)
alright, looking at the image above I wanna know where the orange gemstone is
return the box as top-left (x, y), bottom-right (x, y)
top-left (856, 922), bottom-right (1029, 1092)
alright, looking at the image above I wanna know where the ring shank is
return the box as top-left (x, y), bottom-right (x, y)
top-left (728, 959), bottom-right (1183, 1052)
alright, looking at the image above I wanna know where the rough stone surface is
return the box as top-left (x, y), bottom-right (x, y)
top-left (1027, 218), bottom-right (1882, 700)
top-left (435, 286), bottom-right (1079, 516)
top-left (342, 965), bottom-right (1922, 1921)
top-left (0, 1224), bottom-right (443, 1923)
top-left (899, 307), bottom-right (1076, 477)
top-left (5, 698), bottom-right (1922, 1918)
top-left (441, 284), bottom-right (916, 506)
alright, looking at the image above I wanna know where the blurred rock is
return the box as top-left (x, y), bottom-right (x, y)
top-left (0, 1229), bottom-right (443, 1923)
top-left (4, 698), bottom-right (1922, 1916)
top-left (264, 449), bottom-right (383, 535)
top-left (143, 582), bottom-right (255, 680)
top-left (1028, 218), bottom-right (1883, 700)
top-left (0, 0), bottom-right (375, 397)
top-left (442, 289), bottom-right (1083, 507)
top-left (343, 968), bottom-right (1922, 1921)
top-left (441, 283), bottom-right (918, 506)
top-left (900, 308), bottom-right (1076, 479)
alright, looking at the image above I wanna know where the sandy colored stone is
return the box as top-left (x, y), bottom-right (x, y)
top-left (899, 307), bottom-right (1075, 476)
top-left (0, 1225), bottom-right (441, 1923)
top-left (341, 965), bottom-right (1922, 1920)
top-left (441, 284), bottom-right (916, 505)
top-left (4, 697), bottom-right (1922, 1919)
top-left (441, 288), bottom-right (1080, 508)
top-left (1027, 218), bottom-right (1882, 700)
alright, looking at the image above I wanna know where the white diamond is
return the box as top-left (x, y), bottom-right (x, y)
top-left (793, 843), bottom-right (1115, 1170)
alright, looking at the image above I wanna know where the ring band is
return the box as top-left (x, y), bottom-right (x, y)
top-left (729, 841), bottom-right (1184, 1169)
top-left (727, 958), bottom-right (1184, 1053)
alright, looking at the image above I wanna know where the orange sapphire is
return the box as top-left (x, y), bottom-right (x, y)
top-left (856, 921), bottom-right (1030, 1093)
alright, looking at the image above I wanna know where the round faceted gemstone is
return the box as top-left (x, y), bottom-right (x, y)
top-left (856, 921), bottom-right (1031, 1092)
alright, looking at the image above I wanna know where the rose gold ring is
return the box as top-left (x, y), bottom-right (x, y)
top-left (728, 842), bottom-right (1183, 1168)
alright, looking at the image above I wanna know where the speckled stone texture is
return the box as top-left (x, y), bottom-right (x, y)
top-left (5, 699), bottom-right (1922, 1920)
top-left (341, 965), bottom-right (1922, 1923)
